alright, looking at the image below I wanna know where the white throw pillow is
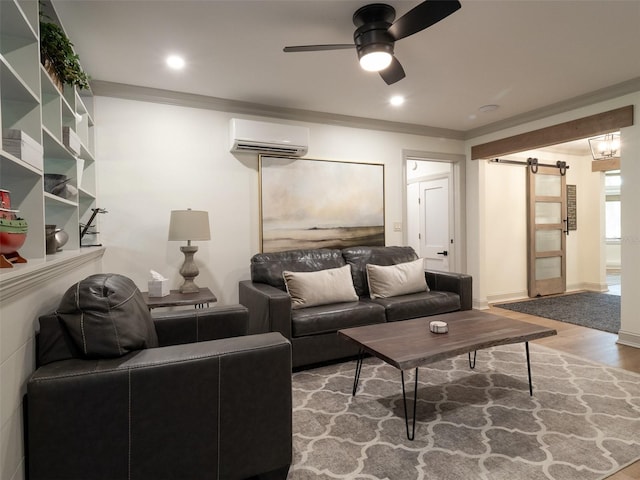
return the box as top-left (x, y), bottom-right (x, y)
top-left (283, 265), bottom-right (359, 309)
top-left (366, 258), bottom-right (429, 299)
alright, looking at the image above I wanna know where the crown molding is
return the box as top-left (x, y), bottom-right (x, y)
top-left (91, 78), bottom-right (640, 143)
top-left (90, 80), bottom-right (465, 140)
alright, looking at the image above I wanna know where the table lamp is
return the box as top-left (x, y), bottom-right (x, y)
top-left (168, 209), bottom-right (211, 293)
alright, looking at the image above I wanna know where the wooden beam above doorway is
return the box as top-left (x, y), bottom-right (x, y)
top-left (471, 105), bottom-right (634, 160)
top-left (592, 157), bottom-right (620, 172)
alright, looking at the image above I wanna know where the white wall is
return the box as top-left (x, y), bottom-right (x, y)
top-left (467, 91), bottom-right (640, 346)
top-left (606, 242), bottom-right (621, 269)
top-left (619, 106), bottom-right (640, 347)
top-left (94, 96), bottom-right (465, 304)
top-left (483, 160), bottom-right (527, 301)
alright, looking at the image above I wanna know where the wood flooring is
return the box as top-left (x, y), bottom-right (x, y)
top-left (489, 304), bottom-right (640, 480)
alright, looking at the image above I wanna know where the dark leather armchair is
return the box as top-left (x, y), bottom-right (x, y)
top-left (26, 275), bottom-right (292, 480)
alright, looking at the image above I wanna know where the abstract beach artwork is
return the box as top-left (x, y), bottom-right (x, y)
top-left (260, 156), bottom-right (385, 252)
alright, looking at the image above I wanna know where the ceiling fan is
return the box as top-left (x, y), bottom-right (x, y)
top-left (283, 0), bottom-right (462, 85)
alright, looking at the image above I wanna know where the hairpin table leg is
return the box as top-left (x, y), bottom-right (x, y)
top-left (352, 349), bottom-right (364, 396)
top-left (401, 368), bottom-right (419, 441)
top-left (468, 350), bottom-right (477, 369)
top-left (525, 341), bottom-right (533, 396)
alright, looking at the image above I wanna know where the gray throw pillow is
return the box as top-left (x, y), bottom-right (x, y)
top-left (56, 273), bottom-right (159, 358)
top-left (366, 258), bottom-right (429, 299)
top-left (283, 265), bottom-right (359, 309)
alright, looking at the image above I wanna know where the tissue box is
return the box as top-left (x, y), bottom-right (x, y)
top-left (148, 279), bottom-right (169, 297)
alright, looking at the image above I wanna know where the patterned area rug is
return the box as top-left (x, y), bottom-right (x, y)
top-left (496, 292), bottom-right (620, 334)
top-left (289, 344), bottom-right (640, 480)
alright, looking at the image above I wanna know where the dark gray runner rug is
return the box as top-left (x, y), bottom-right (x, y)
top-left (289, 344), bottom-right (640, 480)
top-left (495, 292), bottom-right (620, 334)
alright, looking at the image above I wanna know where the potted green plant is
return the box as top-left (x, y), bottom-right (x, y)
top-left (39, 19), bottom-right (90, 91)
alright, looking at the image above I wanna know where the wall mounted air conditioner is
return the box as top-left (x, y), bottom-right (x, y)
top-left (229, 118), bottom-right (309, 156)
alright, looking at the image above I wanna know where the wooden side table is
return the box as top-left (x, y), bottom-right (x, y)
top-left (141, 287), bottom-right (217, 310)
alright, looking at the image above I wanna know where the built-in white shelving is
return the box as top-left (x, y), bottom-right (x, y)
top-left (0, 0), bottom-right (98, 277)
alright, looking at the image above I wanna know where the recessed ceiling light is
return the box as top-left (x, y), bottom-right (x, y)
top-left (479, 104), bottom-right (499, 113)
top-left (166, 55), bottom-right (185, 70)
top-left (390, 95), bottom-right (405, 106)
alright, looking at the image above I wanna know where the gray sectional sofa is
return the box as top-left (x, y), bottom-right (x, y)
top-left (239, 246), bottom-right (472, 368)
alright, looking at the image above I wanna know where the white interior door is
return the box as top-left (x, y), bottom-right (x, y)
top-left (419, 177), bottom-right (451, 271)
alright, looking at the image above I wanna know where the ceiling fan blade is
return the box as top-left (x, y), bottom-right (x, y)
top-left (387, 0), bottom-right (461, 41)
top-left (283, 44), bottom-right (355, 53)
top-left (379, 56), bottom-right (405, 85)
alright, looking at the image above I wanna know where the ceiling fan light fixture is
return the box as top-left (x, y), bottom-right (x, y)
top-left (284, 0), bottom-right (462, 83)
top-left (360, 51), bottom-right (392, 71)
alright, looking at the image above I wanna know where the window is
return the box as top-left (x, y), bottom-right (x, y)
top-left (605, 172), bottom-right (621, 240)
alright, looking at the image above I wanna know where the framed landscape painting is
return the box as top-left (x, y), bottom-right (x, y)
top-left (259, 156), bottom-right (385, 253)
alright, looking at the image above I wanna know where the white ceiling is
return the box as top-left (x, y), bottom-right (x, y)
top-left (52, 0), bottom-right (640, 138)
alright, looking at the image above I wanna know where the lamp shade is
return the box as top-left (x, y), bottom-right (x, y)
top-left (168, 210), bottom-right (211, 241)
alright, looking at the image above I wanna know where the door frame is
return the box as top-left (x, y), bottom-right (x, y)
top-left (403, 150), bottom-right (466, 274)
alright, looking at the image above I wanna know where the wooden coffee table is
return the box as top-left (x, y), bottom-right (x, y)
top-left (338, 309), bottom-right (557, 440)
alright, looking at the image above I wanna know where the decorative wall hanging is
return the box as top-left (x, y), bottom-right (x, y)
top-left (259, 156), bottom-right (385, 253)
top-left (566, 184), bottom-right (577, 231)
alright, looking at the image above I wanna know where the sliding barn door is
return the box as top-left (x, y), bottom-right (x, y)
top-left (527, 165), bottom-right (567, 297)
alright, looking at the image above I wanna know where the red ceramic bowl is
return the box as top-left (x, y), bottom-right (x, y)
top-left (0, 231), bottom-right (27, 254)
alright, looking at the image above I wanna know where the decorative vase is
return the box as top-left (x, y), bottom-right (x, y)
top-left (45, 225), bottom-right (58, 254)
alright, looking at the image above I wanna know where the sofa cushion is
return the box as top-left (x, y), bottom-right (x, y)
top-left (373, 291), bottom-right (461, 322)
top-left (366, 258), bottom-right (428, 299)
top-left (56, 273), bottom-right (159, 358)
top-left (283, 265), bottom-right (358, 309)
top-left (251, 249), bottom-right (345, 291)
top-left (342, 246), bottom-right (419, 297)
top-left (291, 300), bottom-right (386, 337)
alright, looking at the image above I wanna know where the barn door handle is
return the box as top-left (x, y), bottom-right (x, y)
top-left (436, 251), bottom-right (448, 256)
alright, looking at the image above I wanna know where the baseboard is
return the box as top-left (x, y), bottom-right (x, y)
top-left (473, 298), bottom-right (490, 310)
top-left (567, 282), bottom-right (608, 293)
top-left (617, 330), bottom-right (640, 349)
top-left (486, 291), bottom-right (529, 306)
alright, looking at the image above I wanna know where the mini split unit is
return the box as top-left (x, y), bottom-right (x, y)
top-left (229, 118), bottom-right (309, 157)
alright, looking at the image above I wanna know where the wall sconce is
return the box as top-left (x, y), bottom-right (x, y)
top-left (168, 209), bottom-right (211, 293)
top-left (588, 132), bottom-right (620, 160)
